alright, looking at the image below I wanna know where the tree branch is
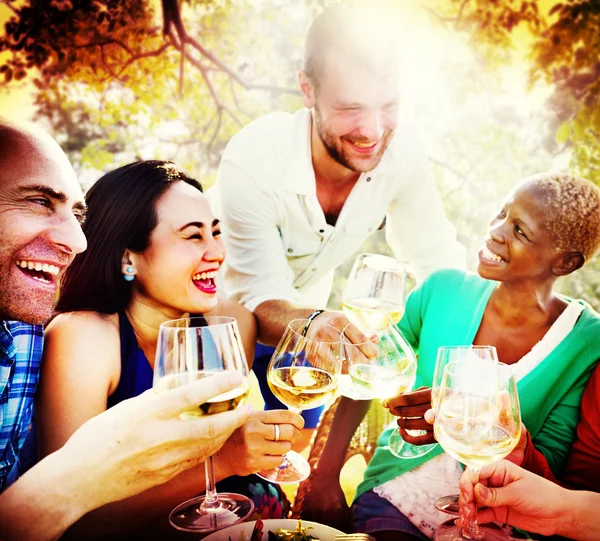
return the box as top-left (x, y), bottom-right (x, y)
top-left (1, 0), bottom-right (18, 15)
top-left (424, 5), bottom-right (458, 24)
top-left (178, 41), bottom-right (185, 95)
top-left (99, 45), bottom-right (115, 77)
top-left (111, 42), bottom-right (172, 82)
top-left (72, 38), bottom-right (133, 56)
top-left (229, 78), bottom-right (252, 120)
top-left (178, 46), bottom-right (243, 150)
top-left (429, 155), bottom-right (470, 184)
top-left (183, 33), bottom-right (300, 96)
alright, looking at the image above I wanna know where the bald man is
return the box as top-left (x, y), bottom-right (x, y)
top-left (0, 119), bottom-right (87, 490)
top-left (0, 120), bottom-right (254, 541)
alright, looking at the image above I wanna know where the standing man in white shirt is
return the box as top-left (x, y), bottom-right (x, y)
top-left (213, 5), bottom-right (466, 435)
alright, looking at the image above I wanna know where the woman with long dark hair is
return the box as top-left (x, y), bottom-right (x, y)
top-left (37, 161), bottom-right (303, 539)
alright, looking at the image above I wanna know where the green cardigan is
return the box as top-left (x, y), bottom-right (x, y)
top-left (356, 269), bottom-right (600, 499)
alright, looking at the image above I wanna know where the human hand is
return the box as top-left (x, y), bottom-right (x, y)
top-left (383, 387), bottom-right (436, 445)
top-left (216, 409), bottom-right (305, 476)
top-left (300, 472), bottom-right (349, 530)
top-left (306, 311), bottom-right (378, 363)
top-left (457, 460), bottom-right (570, 537)
top-left (60, 371), bottom-right (254, 510)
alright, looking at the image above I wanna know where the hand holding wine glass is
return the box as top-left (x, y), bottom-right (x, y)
top-left (257, 319), bottom-right (343, 484)
top-left (342, 253), bottom-right (407, 335)
top-left (433, 358), bottom-right (521, 541)
top-left (343, 319), bottom-right (416, 401)
top-left (431, 346), bottom-right (499, 515)
top-left (153, 316), bottom-right (253, 533)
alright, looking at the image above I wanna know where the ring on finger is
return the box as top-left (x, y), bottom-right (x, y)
top-left (273, 423), bottom-right (280, 442)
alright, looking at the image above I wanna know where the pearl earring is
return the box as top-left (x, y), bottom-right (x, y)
top-left (123, 266), bottom-right (135, 282)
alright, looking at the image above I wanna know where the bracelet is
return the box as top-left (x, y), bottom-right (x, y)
top-left (301, 309), bottom-right (326, 336)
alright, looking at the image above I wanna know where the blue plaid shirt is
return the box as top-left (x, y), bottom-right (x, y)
top-left (0, 321), bottom-right (43, 492)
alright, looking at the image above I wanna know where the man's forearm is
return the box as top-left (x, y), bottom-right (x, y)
top-left (0, 451), bottom-right (100, 541)
top-left (254, 300), bottom-right (315, 346)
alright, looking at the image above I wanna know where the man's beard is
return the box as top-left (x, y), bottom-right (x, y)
top-left (313, 106), bottom-right (393, 173)
top-left (0, 286), bottom-right (55, 325)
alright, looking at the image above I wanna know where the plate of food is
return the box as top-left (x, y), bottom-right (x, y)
top-left (203, 518), bottom-right (346, 541)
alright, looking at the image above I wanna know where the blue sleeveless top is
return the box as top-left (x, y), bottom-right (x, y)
top-left (107, 311), bottom-right (290, 519)
top-left (107, 312), bottom-right (153, 408)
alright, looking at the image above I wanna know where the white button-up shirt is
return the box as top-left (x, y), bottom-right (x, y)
top-left (210, 108), bottom-right (466, 312)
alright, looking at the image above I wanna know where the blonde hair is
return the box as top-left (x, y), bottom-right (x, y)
top-left (528, 173), bottom-right (600, 262)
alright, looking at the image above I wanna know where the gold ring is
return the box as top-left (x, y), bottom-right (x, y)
top-left (274, 424), bottom-right (280, 442)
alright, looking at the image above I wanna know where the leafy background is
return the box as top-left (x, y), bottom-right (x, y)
top-left (1, 0), bottom-right (599, 308)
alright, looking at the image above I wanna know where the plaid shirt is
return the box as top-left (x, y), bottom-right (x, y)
top-left (0, 320), bottom-right (43, 492)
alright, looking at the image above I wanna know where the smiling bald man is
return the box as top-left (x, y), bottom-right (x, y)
top-left (0, 119), bottom-right (87, 491)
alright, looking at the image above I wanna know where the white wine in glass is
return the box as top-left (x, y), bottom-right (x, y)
top-left (154, 371), bottom-right (250, 418)
top-left (341, 253), bottom-right (406, 335)
top-left (268, 366), bottom-right (337, 409)
top-left (343, 320), bottom-right (416, 401)
top-left (257, 319), bottom-right (343, 484)
top-left (432, 346), bottom-right (499, 515)
top-left (153, 316), bottom-right (253, 533)
top-left (433, 359), bottom-right (521, 541)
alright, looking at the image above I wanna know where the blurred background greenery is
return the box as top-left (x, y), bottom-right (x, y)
top-left (1, 0), bottom-right (599, 308)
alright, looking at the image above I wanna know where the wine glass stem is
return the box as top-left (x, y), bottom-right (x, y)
top-left (278, 406), bottom-right (303, 469)
top-left (201, 456), bottom-right (219, 510)
top-left (461, 466), bottom-right (482, 540)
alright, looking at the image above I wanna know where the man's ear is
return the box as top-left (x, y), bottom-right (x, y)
top-left (552, 251), bottom-right (585, 277)
top-left (298, 71), bottom-right (315, 109)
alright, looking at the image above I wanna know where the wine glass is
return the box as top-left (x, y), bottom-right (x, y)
top-left (432, 346), bottom-right (499, 515)
top-left (340, 253), bottom-right (429, 457)
top-left (341, 253), bottom-right (407, 335)
top-left (343, 318), bottom-right (416, 401)
top-left (256, 319), bottom-right (343, 484)
top-left (433, 358), bottom-right (521, 541)
top-left (153, 316), bottom-right (253, 533)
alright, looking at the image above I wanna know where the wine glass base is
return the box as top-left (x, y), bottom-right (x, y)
top-left (169, 492), bottom-right (254, 533)
top-left (435, 494), bottom-right (460, 515)
top-left (434, 518), bottom-right (507, 541)
top-left (389, 432), bottom-right (438, 459)
top-left (256, 450), bottom-right (311, 484)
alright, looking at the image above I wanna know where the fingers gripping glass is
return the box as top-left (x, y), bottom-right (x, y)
top-left (433, 359), bottom-right (521, 541)
top-left (341, 319), bottom-right (435, 457)
top-left (256, 319), bottom-right (343, 484)
top-left (432, 346), bottom-right (499, 515)
top-left (153, 316), bottom-right (253, 533)
top-left (342, 321), bottom-right (416, 401)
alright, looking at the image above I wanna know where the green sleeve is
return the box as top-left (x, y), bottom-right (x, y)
top-left (533, 365), bottom-right (597, 475)
top-left (397, 277), bottom-right (427, 350)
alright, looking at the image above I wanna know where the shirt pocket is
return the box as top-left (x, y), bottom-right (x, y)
top-left (284, 237), bottom-right (323, 274)
top-left (284, 237), bottom-right (322, 258)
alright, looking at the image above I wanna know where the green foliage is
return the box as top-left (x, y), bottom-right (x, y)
top-left (1, 0), bottom-right (305, 178)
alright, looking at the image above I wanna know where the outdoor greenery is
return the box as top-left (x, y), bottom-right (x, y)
top-left (1, 0), bottom-right (599, 307)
